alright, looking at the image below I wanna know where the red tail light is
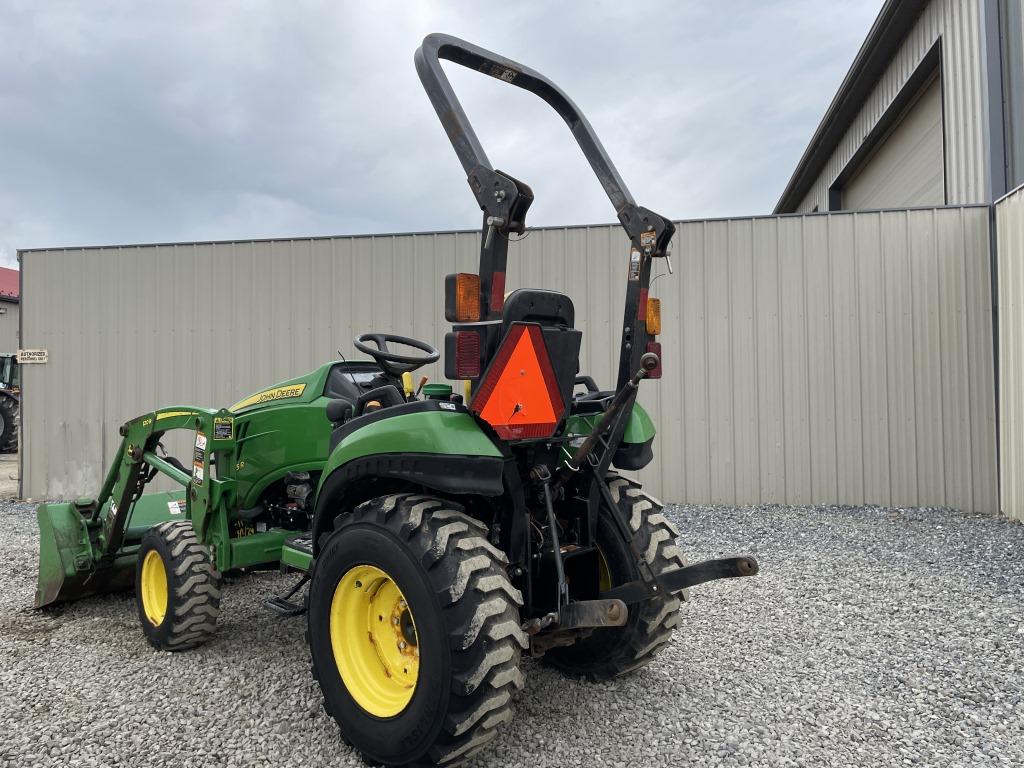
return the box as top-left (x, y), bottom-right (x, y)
top-left (490, 271), bottom-right (506, 314)
top-left (645, 341), bottom-right (662, 378)
top-left (454, 331), bottom-right (481, 379)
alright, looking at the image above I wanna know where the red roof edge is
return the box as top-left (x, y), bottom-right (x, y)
top-left (0, 267), bottom-right (19, 301)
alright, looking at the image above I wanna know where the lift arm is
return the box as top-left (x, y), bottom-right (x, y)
top-left (34, 407), bottom-right (241, 607)
top-left (93, 408), bottom-right (237, 561)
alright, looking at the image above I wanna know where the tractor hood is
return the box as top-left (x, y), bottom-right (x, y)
top-left (230, 376), bottom-right (318, 413)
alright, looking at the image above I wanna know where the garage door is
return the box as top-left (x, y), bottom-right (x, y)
top-left (842, 75), bottom-right (945, 210)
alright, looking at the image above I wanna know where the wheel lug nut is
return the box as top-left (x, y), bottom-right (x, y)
top-left (399, 640), bottom-right (407, 649)
top-left (399, 600), bottom-right (407, 609)
top-left (392, 617), bottom-right (399, 625)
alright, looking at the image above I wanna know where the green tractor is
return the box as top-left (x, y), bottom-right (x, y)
top-left (0, 353), bottom-right (19, 452)
top-left (35, 35), bottom-right (758, 766)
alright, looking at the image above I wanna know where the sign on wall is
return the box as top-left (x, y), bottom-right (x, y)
top-left (17, 349), bottom-right (48, 364)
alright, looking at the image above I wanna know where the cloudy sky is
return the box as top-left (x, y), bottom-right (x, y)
top-left (0, 1), bottom-right (881, 267)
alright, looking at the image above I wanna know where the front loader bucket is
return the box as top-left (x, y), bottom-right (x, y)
top-left (35, 502), bottom-right (133, 608)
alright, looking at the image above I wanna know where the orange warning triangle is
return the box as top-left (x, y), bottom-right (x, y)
top-left (472, 324), bottom-right (565, 440)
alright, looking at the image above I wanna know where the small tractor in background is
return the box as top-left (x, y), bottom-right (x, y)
top-left (0, 353), bottom-right (19, 452)
top-left (34, 35), bottom-right (758, 766)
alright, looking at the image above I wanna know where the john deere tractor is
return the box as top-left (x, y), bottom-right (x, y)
top-left (35, 35), bottom-right (757, 766)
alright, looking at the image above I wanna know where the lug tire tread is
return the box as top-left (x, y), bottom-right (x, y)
top-left (137, 520), bottom-right (221, 651)
top-left (548, 475), bottom-right (686, 681)
top-left (315, 493), bottom-right (524, 766)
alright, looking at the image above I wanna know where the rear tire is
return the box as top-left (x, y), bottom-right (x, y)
top-left (308, 493), bottom-right (526, 766)
top-left (545, 475), bottom-right (687, 680)
top-left (0, 394), bottom-right (18, 453)
top-left (135, 521), bottom-right (221, 651)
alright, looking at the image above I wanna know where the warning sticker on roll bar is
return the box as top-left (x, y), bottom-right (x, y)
top-left (481, 63), bottom-right (517, 82)
top-left (628, 248), bottom-right (642, 281)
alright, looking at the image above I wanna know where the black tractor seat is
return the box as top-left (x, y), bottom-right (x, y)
top-left (495, 289), bottom-right (582, 419)
top-left (502, 288), bottom-right (575, 329)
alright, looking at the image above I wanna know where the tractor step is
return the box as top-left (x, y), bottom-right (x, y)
top-left (264, 573), bottom-right (310, 617)
top-left (280, 534), bottom-right (314, 573)
top-left (264, 595), bottom-right (306, 616)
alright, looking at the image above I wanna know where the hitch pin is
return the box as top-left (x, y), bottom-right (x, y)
top-left (484, 216), bottom-right (505, 250)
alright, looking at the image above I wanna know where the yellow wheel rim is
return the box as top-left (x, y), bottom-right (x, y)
top-left (330, 564), bottom-right (419, 718)
top-left (140, 549), bottom-right (169, 626)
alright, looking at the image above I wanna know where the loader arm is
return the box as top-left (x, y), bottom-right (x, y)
top-left (35, 407), bottom-right (239, 607)
top-left (94, 408), bottom-right (231, 560)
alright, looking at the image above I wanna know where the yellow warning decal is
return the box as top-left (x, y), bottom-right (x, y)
top-left (156, 410), bottom-right (197, 421)
top-left (231, 384), bottom-right (307, 412)
top-left (213, 416), bottom-right (234, 440)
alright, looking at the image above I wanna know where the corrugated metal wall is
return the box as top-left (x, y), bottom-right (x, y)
top-left (661, 206), bottom-right (995, 511)
top-left (798, 0), bottom-right (990, 211)
top-left (0, 300), bottom-right (19, 352)
top-left (20, 206), bottom-right (998, 512)
top-left (1004, 0), bottom-right (1024, 189)
top-left (841, 75), bottom-right (945, 210)
top-left (997, 184), bottom-right (1024, 521)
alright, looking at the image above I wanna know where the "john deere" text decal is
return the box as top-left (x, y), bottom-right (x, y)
top-left (230, 383), bottom-right (307, 412)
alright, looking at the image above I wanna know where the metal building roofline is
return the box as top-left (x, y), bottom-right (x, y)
top-left (15, 202), bottom-right (993, 258)
top-left (773, 0), bottom-right (929, 214)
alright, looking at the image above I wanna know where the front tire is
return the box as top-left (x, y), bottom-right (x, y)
top-left (308, 493), bottom-right (526, 766)
top-left (545, 475), bottom-right (687, 679)
top-left (135, 520), bottom-right (222, 651)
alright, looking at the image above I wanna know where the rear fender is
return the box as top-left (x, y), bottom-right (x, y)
top-left (311, 403), bottom-right (505, 552)
top-left (563, 401), bottom-right (656, 470)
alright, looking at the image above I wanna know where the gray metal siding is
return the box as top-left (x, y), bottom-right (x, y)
top-left (842, 76), bottom-right (945, 209)
top-left (797, 0), bottom-right (989, 212)
top-left (997, 184), bottom-right (1024, 521)
top-left (0, 300), bottom-right (19, 353)
top-left (21, 207), bottom-right (998, 513)
top-left (1004, 0), bottom-right (1024, 189)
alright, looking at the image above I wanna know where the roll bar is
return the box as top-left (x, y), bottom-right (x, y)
top-left (416, 33), bottom-right (674, 389)
top-left (415, 33), bottom-right (637, 223)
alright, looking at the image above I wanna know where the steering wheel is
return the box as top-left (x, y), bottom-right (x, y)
top-left (353, 333), bottom-right (440, 376)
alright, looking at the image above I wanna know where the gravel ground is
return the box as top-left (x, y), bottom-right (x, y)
top-left (0, 454), bottom-right (19, 499)
top-left (1, 500), bottom-right (1022, 768)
